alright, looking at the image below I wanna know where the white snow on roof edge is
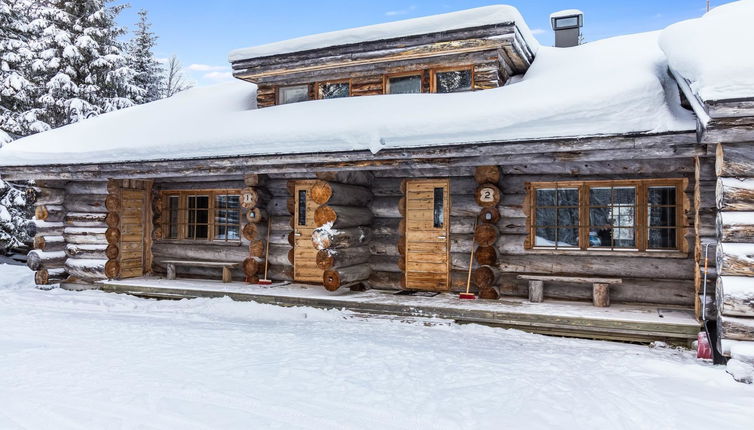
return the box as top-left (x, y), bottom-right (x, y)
top-left (550, 9), bottom-right (584, 19)
top-left (659, 0), bottom-right (754, 101)
top-left (228, 5), bottom-right (540, 61)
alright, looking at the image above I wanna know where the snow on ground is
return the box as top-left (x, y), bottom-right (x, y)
top-left (229, 5), bottom-right (539, 60)
top-left (659, 0), bottom-right (754, 101)
top-left (1, 264), bottom-right (752, 428)
top-left (0, 30), bottom-right (694, 167)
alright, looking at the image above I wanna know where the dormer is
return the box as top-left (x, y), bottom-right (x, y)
top-left (229, 5), bottom-right (538, 108)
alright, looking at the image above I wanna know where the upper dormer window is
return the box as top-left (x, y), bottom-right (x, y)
top-left (387, 74), bottom-right (422, 94)
top-left (278, 85), bottom-right (309, 104)
top-left (434, 68), bottom-right (473, 93)
top-left (319, 82), bottom-right (350, 99)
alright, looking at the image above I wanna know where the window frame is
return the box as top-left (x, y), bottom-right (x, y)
top-left (526, 179), bottom-right (686, 253)
top-left (316, 79), bottom-right (351, 100)
top-left (384, 71), bottom-right (425, 95)
top-left (430, 66), bottom-right (475, 93)
top-left (160, 189), bottom-right (242, 244)
top-left (276, 84), bottom-right (311, 105)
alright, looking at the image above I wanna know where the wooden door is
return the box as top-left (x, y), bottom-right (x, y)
top-left (404, 179), bottom-right (451, 291)
top-left (117, 180), bottom-right (151, 279)
top-left (293, 181), bottom-right (323, 283)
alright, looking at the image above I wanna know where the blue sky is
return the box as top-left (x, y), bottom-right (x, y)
top-left (116, 0), bottom-right (734, 86)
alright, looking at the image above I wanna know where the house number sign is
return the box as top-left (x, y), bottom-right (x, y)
top-left (240, 187), bottom-right (257, 209)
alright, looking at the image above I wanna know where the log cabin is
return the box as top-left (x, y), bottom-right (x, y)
top-left (1, 4), bottom-right (753, 377)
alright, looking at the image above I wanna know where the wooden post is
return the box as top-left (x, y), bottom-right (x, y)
top-left (528, 280), bottom-right (544, 303)
top-left (593, 283), bottom-right (610, 307)
top-left (167, 263), bottom-right (176, 280)
top-left (222, 266), bottom-right (232, 283)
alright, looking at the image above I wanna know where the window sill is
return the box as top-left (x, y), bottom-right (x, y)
top-left (528, 248), bottom-right (688, 258)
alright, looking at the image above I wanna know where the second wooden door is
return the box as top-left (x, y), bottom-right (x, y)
top-left (404, 179), bottom-right (451, 291)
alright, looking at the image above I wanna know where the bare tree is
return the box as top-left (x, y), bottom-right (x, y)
top-left (163, 55), bottom-right (193, 98)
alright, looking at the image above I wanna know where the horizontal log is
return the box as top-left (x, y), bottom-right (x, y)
top-left (66, 244), bottom-right (109, 259)
top-left (716, 143), bottom-right (754, 177)
top-left (65, 181), bottom-right (108, 195)
top-left (35, 268), bottom-right (67, 285)
top-left (242, 223), bottom-right (268, 241)
top-left (719, 314), bottom-right (754, 341)
top-left (369, 197), bottom-right (402, 218)
top-left (717, 243), bottom-right (754, 277)
top-left (152, 243), bottom-right (249, 262)
top-left (27, 250), bottom-right (66, 271)
top-left (35, 187), bottom-right (65, 205)
top-left (474, 165), bottom-right (501, 185)
top-left (315, 171), bottom-right (373, 187)
top-left (316, 246), bottom-right (371, 270)
top-left (311, 181), bottom-right (373, 206)
top-left (34, 235), bottom-right (65, 252)
top-left (65, 194), bottom-right (108, 213)
top-left (268, 264), bottom-right (293, 282)
top-left (35, 204), bottom-right (64, 222)
top-left (32, 220), bottom-right (64, 236)
top-left (717, 177), bottom-right (754, 211)
top-left (243, 173), bottom-right (266, 187)
top-left (499, 254), bottom-right (694, 280)
top-left (267, 244), bottom-right (292, 266)
top-left (716, 276), bottom-right (754, 317)
top-left (66, 212), bottom-right (108, 227)
top-left (312, 226), bottom-right (373, 250)
top-left (266, 197), bottom-right (290, 216)
top-left (323, 263), bottom-right (371, 291)
top-left (64, 258), bottom-right (107, 283)
top-left (474, 224), bottom-right (499, 247)
top-left (717, 212), bottom-right (754, 243)
top-left (474, 265), bottom-right (501, 288)
top-left (314, 205), bottom-right (374, 228)
top-left (475, 245), bottom-right (497, 265)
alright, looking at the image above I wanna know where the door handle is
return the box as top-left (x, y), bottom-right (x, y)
top-left (437, 235), bottom-right (446, 239)
top-left (294, 232), bottom-right (302, 237)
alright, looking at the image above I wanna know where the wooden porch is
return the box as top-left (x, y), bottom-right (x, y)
top-left (96, 277), bottom-right (701, 345)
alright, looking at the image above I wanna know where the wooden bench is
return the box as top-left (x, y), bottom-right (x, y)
top-left (161, 260), bottom-right (240, 283)
top-left (517, 275), bottom-right (623, 307)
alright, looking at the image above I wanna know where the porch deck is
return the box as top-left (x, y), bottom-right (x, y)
top-left (96, 277), bottom-right (701, 344)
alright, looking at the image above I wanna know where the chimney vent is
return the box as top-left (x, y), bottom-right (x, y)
top-left (550, 9), bottom-right (583, 47)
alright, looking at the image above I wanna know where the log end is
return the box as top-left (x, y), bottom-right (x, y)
top-left (316, 249), bottom-right (334, 270)
top-left (310, 180), bottom-right (334, 205)
top-left (314, 205), bottom-right (337, 227)
top-left (323, 269), bottom-right (341, 291)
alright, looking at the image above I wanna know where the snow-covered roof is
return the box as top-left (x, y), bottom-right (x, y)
top-left (659, 0), bottom-right (754, 102)
top-left (229, 5), bottom-right (540, 61)
top-left (0, 30), bottom-right (695, 168)
top-left (550, 9), bottom-right (584, 19)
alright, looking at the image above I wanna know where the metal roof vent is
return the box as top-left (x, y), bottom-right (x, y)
top-left (550, 9), bottom-right (584, 47)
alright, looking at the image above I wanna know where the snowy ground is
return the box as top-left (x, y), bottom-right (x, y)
top-left (0, 263), bottom-right (752, 429)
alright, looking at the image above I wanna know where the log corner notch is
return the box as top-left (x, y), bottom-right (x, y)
top-left (31, 181), bottom-right (67, 286)
top-left (242, 173), bottom-right (272, 283)
top-left (105, 179), bottom-right (121, 280)
top-left (312, 172), bottom-right (374, 291)
top-left (472, 166), bottom-right (502, 298)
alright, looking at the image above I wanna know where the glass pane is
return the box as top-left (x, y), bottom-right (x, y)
top-left (433, 187), bottom-right (444, 228)
top-left (196, 209), bottom-right (208, 224)
top-left (557, 207), bottom-right (578, 226)
top-left (388, 75), bottom-right (421, 94)
top-left (613, 228), bottom-right (636, 248)
top-left (614, 187), bottom-right (635, 205)
top-left (216, 225), bottom-right (227, 240)
top-left (590, 207), bottom-right (610, 227)
top-left (649, 186), bottom-right (676, 205)
top-left (555, 16), bottom-right (579, 28)
top-left (536, 189), bottom-right (556, 207)
top-left (535, 227), bottom-right (557, 246)
top-left (227, 196), bottom-right (240, 209)
top-left (649, 206), bottom-right (675, 227)
top-left (319, 82), bottom-right (349, 99)
top-left (590, 188), bottom-right (610, 206)
top-left (298, 190), bottom-right (306, 226)
top-left (279, 85), bottom-right (309, 104)
top-left (168, 196), bottom-right (179, 239)
top-left (195, 224), bottom-right (208, 239)
top-left (536, 207), bottom-right (556, 226)
top-left (436, 70), bottom-right (472, 93)
top-left (649, 228), bottom-right (676, 249)
top-left (557, 188), bottom-right (579, 206)
top-left (611, 206), bottom-right (635, 228)
top-left (558, 228), bottom-right (579, 247)
top-left (226, 226), bottom-right (240, 240)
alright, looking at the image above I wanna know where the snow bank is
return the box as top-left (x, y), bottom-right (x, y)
top-left (0, 31), bottom-right (695, 167)
top-left (0, 263), bottom-right (34, 290)
top-left (659, 1), bottom-right (754, 101)
top-left (229, 5), bottom-right (539, 61)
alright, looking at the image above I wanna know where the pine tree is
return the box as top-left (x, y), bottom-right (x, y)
top-left (0, 179), bottom-right (35, 255)
top-left (127, 9), bottom-right (163, 103)
top-left (36, 0), bottom-right (144, 127)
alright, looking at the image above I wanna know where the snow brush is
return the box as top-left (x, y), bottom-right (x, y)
top-left (257, 216), bottom-right (273, 285)
top-left (459, 219), bottom-right (477, 300)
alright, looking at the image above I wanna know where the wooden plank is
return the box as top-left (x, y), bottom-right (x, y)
top-left (517, 275), bottom-right (623, 284)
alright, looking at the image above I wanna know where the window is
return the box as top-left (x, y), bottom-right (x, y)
top-left (433, 187), bottom-right (444, 228)
top-left (434, 69), bottom-right (473, 93)
top-left (528, 180), bottom-right (684, 252)
top-left (278, 85), bottom-right (309, 104)
top-left (387, 74), bottom-right (422, 94)
top-left (161, 190), bottom-right (241, 242)
top-left (298, 190), bottom-right (307, 226)
top-left (553, 16), bottom-right (580, 28)
top-left (318, 82), bottom-right (350, 99)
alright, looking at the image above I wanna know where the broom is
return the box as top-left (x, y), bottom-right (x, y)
top-left (459, 219), bottom-right (477, 300)
top-left (257, 216), bottom-right (273, 285)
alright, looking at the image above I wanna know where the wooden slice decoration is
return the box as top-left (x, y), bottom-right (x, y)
top-left (478, 207), bottom-right (500, 224)
top-left (474, 166), bottom-right (501, 185)
top-left (105, 212), bottom-right (120, 228)
top-left (105, 227), bottom-right (121, 245)
top-left (104, 259), bottom-right (120, 279)
top-left (105, 194), bottom-right (120, 211)
top-left (245, 207), bottom-right (267, 224)
top-left (240, 187), bottom-right (257, 209)
top-left (475, 183), bottom-right (501, 208)
top-left (242, 257), bottom-right (259, 277)
top-left (249, 239), bottom-right (265, 257)
top-left (475, 246), bottom-right (498, 266)
top-left (35, 205), bottom-right (49, 221)
top-left (313, 205), bottom-right (373, 229)
top-left (474, 224), bottom-right (499, 247)
top-left (242, 223), bottom-right (256, 241)
top-left (105, 244), bottom-right (119, 260)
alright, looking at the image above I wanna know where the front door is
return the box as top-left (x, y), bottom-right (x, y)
top-left (404, 179), bottom-right (451, 291)
top-left (293, 181), bottom-right (324, 283)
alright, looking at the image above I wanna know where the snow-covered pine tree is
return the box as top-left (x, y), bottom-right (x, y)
top-left (0, 0), bottom-right (50, 139)
top-left (36, 0), bottom-right (144, 127)
top-left (0, 179), bottom-right (35, 255)
top-left (127, 9), bottom-right (163, 103)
